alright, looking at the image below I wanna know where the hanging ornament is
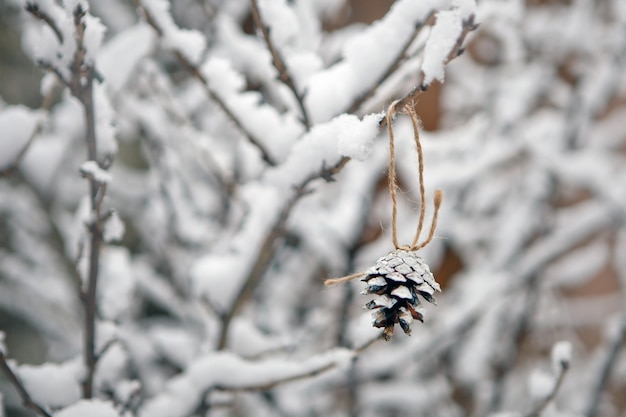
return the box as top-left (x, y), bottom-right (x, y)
top-left (325, 100), bottom-right (443, 341)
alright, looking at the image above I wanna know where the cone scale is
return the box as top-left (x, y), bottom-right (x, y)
top-left (362, 249), bottom-right (440, 341)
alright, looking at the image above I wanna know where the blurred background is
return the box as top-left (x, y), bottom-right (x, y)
top-left (0, 0), bottom-right (625, 416)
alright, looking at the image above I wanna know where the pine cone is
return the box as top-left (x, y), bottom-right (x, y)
top-left (362, 249), bottom-right (440, 341)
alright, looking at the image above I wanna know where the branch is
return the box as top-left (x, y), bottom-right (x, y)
top-left (346, 12), bottom-right (434, 115)
top-left (138, 2), bottom-right (277, 166)
top-left (378, 15), bottom-right (478, 127)
top-left (216, 155), bottom-right (354, 349)
top-left (249, 0), bottom-right (311, 130)
top-left (0, 352), bottom-right (53, 417)
top-left (25, 2), bottom-right (63, 43)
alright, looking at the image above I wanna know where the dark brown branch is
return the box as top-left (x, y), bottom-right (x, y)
top-left (0, 352), bottom-right (53, 417)
top-left (25, 2), bottom-right (64, 44)
top-left (346, 12), bottom-right (434, 115)
top-left (138, 2), bottom-right (277, 166)
top-left (249, 0), bottom-right (311, 130)
top-left (379, 15), bottom-right (478, 127)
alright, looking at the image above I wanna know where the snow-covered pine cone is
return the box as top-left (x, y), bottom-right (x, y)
top-left (362, 249), bottom-right (441, 341)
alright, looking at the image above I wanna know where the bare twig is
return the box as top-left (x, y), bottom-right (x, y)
top-left (137, 2), bottom-right (277, 166)
top-left (249, 0), bottom-right (311, 130)
top-left (525, 359), bottom-right (570, 417)
top-left (25, 2), bottom-right (64, 43)
top-left (346, 12), bottom-right (434, 115)
top-left (0, 352), bottom-right (53, 417)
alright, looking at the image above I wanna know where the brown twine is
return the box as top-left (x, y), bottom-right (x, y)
top-left (324, 101), bottom-right (442, 286)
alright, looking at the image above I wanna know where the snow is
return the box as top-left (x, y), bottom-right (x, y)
top-left (56, 399), bottom-right (121, 417)
top-left (551, 340), bottom-right (572, 372)
top-left (142, 0), bottom-right (206, 65)
top-left (421, 9), bottom-right (464, 85)
top-left (257, 0), bottom-right (299, 48)
top-left (0, 106), bottom-right (40, 169)
top-left (80, 160), bottom-right (112, 183)
top-left (18, 360), bottom-right (83, 408)
top-left (98, 24), bottom-right (156, 95)
top-left (139, 349), bottom-right (354, 417)
top-left (99, 247), bottom-right (135, 320)
top-left (103, 210), bottom-right (125, 243)
top-left (93, 83), bottom-right (119, 157)
top-left (201, 56), bottom-right (303, 162)
top-left (337, 112), bottom-right (382, 161)
top-left (264, 113), bottom-right (380, 190)
top-left (306, 0), bottom-right (449, 123)
top-left (83, 14), bottom-right (107, 64)
top-left (528, 369), bottom-right (554, 400)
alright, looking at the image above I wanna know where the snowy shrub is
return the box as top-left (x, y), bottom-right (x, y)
top-left (1, 0), bottom-right (625, 417)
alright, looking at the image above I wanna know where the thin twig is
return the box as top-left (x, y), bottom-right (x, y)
top-left (25, 2), bottom-right (64, 43)
top-left (138, 2), bottom-right (277, 166)
top-left (217, 184), bottom-right (311, 349)
top-left (583, 317), bottom-right (626, 417)
top-left (0, 352), bottom-right (53, 417)
top-left (346, 12), bottom-right (435, 115)
top-left (41, 4), bottom-right (108, 399)
top-left (249, 0), bottom-right (311, 130)
top-left (525, 360), bottom-right (570, 417)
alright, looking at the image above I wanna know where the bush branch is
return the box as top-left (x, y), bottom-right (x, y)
top-left (346, 12), bottom-right (434, 115)
top-left (249, 0), bottom-right (311, 130)
top-left (24, 2), bottom-right (63, 43)
top-left (216, 155), bottom-right (353, 349)
top-left (0, 352), bottom-right (53, 417)
top-left (379, 15), bottom-right (478, 127)
top-left (138, 2), bottom-right (277, 166)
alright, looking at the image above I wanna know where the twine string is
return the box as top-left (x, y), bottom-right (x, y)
top-left (324, 101), bottom-right (443, 286)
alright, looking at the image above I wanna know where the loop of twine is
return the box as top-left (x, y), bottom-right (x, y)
top-left (325, 101), bottom-right (442, 286)
top-left (387, 101), bottom-right (442, 252)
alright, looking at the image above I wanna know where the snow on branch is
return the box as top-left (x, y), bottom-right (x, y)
top-left (139, 349), bottom-right (354, 417)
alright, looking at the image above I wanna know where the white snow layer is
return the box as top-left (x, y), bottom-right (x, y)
top-left (0, 106), bottom-right (40, 169)
top-left (98, 23), bottom-right (156, 95)
top-left (551, 340), bottom-right (572, 371)
top-left (80, 160), bottom-right (112, 183)
top-left (142, 0), bottom-right (206, 65)
top-left (18, 360), bottom-right (83, 409)
top-left (337, 112), bottom-right (382, 161)
top-left (422, 8), bottom-right (465, 85)
top-left (56, 399), bottom-right (121, 417)
top-left (305, 0), bottom-right (450, 123)
top-left (103, 211), bottom-right (125, 243)
top-left (139, 349), bottom-right (354, 417)
top-left (528, 369), bottom-right (554, 400)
